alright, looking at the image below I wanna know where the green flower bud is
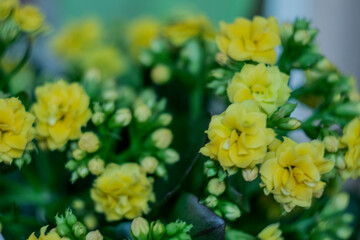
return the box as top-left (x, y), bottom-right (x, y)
top-left (65, 209), bottom-right (78, 226)
top-left (277, 118), bottom-right (301, 130)
top-left (152, 128), bottom-right (173, 149)
top-left (92, 112), bottom-right (105, 125)
top-left (204, 159), bottom-right (217, 168)
top-left (56, 223), bottom-right (72, 237)
top-left (204, 195), bottom-right (218, 208)
top-left (134, 104), bottom-right (151, 122)
top-left (242, 167), bottom-right (258, 182)
top-left (73, 222), bottom-right (87, 238)
top-left (218, 201), bottom-right (241, 221)
top-left (77, 165), bottom-right (89, 178)
top-left (280, 22), bottom-right (293, 42)
top-left (206, 168), bottom-right (217, 178)
top-left (273, 102), bottom-right (297, 119)
top-left (152, 220), bottom-right (165, 240)
top-left (161, 148), bottom-right (180, 164)
top-left (140, 156), bottom-right (159, 174)
top-left (85, 230), bottom-right (103, 240)
top-left (14, 158), bottom-right (25, 169)
top-left (131, 217), bottom-right (149, 240)
top-left (207, 178), bottom-right (226, 196)
top-left (215, 53), bottom-right (230, 66)
top-left (165, 222), bottom-right (177, 236)
top-left (102, 102), bottom-right (115, 114)
top-left (217, 169), bottom-right (227, 181)
top-left (323, 136), bottom-right (339, 153)
top-left (151, 64), bottom-right (171, 85)
top-left (294, 30), bottom-right (311, 45)
top-left (155, 164), bottom-right (167, 178)
top-left (158, 113), bottom-right (172, 126)
top-left (112, 108), bottom-right (132, 127)
top-left (72, 148), bottom-right (86, 161)
top-left (139, 49), bottom-right (154, 66)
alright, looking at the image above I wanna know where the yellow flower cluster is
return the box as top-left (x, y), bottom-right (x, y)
top-left (91, 163), bottom-right (154, 221)
top-left (0, 98), bottom-right (35, 164)
top-left (260, 137), bottom-right (334, 212)
top-left (217, 16), bottom-right (280, 65)
top-left (200, 100), bottom-right (275, 171)
top-left (258, 223), bottom-right (283, 240)
top-left (128, 18), bottom-right (160, 57)
top-left (32, 80), bottom-right (92, 150)
top-left (0, 0), bottom-right (18, 20)
top-left (28, 226), bottom-right (64, 240)
top-left (227, 64), bottom-right (291, 115)
top-left (340, 117), bottom-right (360, 179)
top-left (163, 15), bottom-right (214, 46)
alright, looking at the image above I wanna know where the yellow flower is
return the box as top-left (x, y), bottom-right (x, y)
top-left (163, 15), bottom-right (214, 46)
top-left (260, 137), bottom-right (334, 212)
top-left (127, 18), bottom-right (160, 57)
top-left (82, 46), bottom-right (126, 79)
top-left (258, 223), bottom-right (283, 240)
top-left (0, 97), bottom-right (35, 164)
top-left (32, 80), bottom-right (91, 150)
top-left (227, 64), bottom-right (291, 114)
top-left (0, 0), bottom-right (18, 20)
top-left (217, 16), bottom-right (280, 65)
top-left (91, 163), bottom-right (154, 221)
top-left (340, 117), bottom-right (360, 179)
top-left (14, 5), bottom-right (44, 32)
top-left (200, 100), bottom-right (275, 171)
top-left (52, 19), bottom-right (101, 62)
top-left (27, 226), bottom-right (64, 240)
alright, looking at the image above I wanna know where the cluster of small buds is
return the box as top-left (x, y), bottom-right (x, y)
top-left (131, 217), bottom-right (192, 240)
top-left (202, 177), bottom-right (241, 222)
top-left (65, 132), bottom-right (104, 182)
top-left (204, 159), bottom-right (237, 180)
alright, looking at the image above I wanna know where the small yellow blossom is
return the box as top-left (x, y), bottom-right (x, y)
top-left (79, 132), bottom-right (100, 153)
top-left (82, 46), bottom-right (125, 79)
top-left (200, 100), bottom-right (275, 171)
top-left (88, 157), bottom-right (105, 175)
top-left (52, 19), bottom-right (101, 61)
top-left (27, 226), bottom-right (64, 240)
top-left (14, 5), bottom-right (44, 32)
top-left (127, 18), bottom-right (160, 57)
top-left (0, 97), bottom-right (35, 164)
top-left (258, 223), bottom-right (283, 240)
top-left (340, 117), bottom-right (360, 179)
top-left (0, 0), bottom-right (18, 20)
top-left (91, 163), bottom-right (154, 221)
top-left (260, 137), bottom-right (334, 212)
top-left (32, 80), bottom-right (92, 150)
top-left (151, 128), bottom-right (173, 149)
top-left (227, 64), bottom-right (291, 115)
top-left (217, 16), bottom-right (280, 65)
top-left (163, 15), bottom-right (214, 46)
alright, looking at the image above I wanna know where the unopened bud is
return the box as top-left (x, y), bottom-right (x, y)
top-left (160, 148), bottom-right (180, 164)
top-left (316, 58), bottom-right (336, 72)
top-left (84, 214), bottom-right (98, 230)
top-left (294, 30), bottom-right (311, 45)
top-left (242, 167), bottom-right (258, 182)
top-left (86, 230), bottom-right (103, 240)
top-left (206, 168), bottom-right (217, 177)
top-left (113, 108), bottom-right (132, 127)
top-left (165, 223), bottom-right (177, 236)
top-left (103, 102), bottom-right (115, 114)
top-left (56, 223), bottom-right (72, 237)
top-left (151, 64), bottom-right (171, 85)
top-left (65, 209), bottom-right (78, 226)
top-left (151, 128), bottom-right (173, 149)
top-left (207, 178), bottom-right (226, 196)
top-left (155, 164), bottom-right (167, 178)
top-left (88, 157), bottom-right (105, 175)
top-left (72, 148), bottom-right (86, 160)
top-left (72, 199), bottom-right (85, 211)
top-left (140, 156), bottom-right (159, 174)
top-left (218, 201), bottom-right (241, 221)
top-left (131, 217), bottom-right (149, 239)
top-left (102, 89), bottom-right (118, 102)
top-left (204, 195), bottom-right (218, 208)
top-left (158, 113), bottom-right (172, 126)
top-left (152, 220), bottom-right (165, 240)
top-left (77, 165), bottom-right (89, 178)
top-left (92, 112), bottom-right (105, 125)
top-left (336, 154), bottom-right (346, 169)
top-left (274, 102), bottom-right (297, 119)
top-left (73, 222), bottom-right (87, 238)
top-left (323, 136), bottom-right (339, 153)
top-left (280, 22), bottom-right (294, 42)
top-left (215, 53), bottom-right (230, 66)
top-left (79, 132), bottom-right (100, 153)
top-left (277, 118), bottom-right (301, 130)
top-left (134, 104), bottom-right (151, 122)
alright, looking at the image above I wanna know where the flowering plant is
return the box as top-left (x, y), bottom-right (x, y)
top-left (0, 2), bottom-right (359, 240)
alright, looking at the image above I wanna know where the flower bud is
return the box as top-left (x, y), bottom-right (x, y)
top-left (73, 222), bottom-right (87, 238)
top-left (323, 136), bottom-right (339, 153)
top-left (139, 49), bottom-right (154, 66)
top-left (131, 217), bottom-right (149, 240)
top-left (152, 220), bottom-right (165, 240)
top-left (294, 30), bottom-right (311, 45)
top-left (277, 118), bottom-right (301, 130)
top-left (335, 102), bottom-right (360, 117)
top-left (56, 223), bottom-right (72, 237)
top-left (159, 148), bottom-right (179, 164)
top-left (72, 199), bottom-right (85, 211)
top-left (140, 156), bottom-right (159, 174)
top-left (65, 209), bottom-right (78, 226)
top-left (206, 168), bottom-right (217, 177)
top-left (336, 154), bottom-right (346, 169)
top-left (102, 89), bottom-right (118, 102)
top-left (86, 230), bottom-right (103, 240)
top-left (242, 167), bottom-right (258, 182)
top-left (204, 195), bottom-right (218, 208)
top-left (207, 178), bottom-right (226, 196)
top-left (165, 222), bottom-right (177, 236)
top-left (316, 58), bottom-right (336, 72)
top-left (92, 112), bottom-right (105, 125)
top-left (151, 128), bottom-right (173, 149)
top-left (280, 22), bottom-right (293, 42)
top-left (72, 148), bottom-right (86, 161)
top-left (151, 64), bottom-right (171, 85)
top-left (88, 157), bottom-right (105, 175)
top-left (14, 158), bottom-right (25, 169)
top-left (84, 214), bottom-right (98, 230)
top-left (113, 108), bottom-right (132, 127)
top-left (155, 164), bottom-right (167, 178)
top-left (79, 132), bottom-right (100, 153)
top-left (77, 165), bottom-right (89, 178)
top-left (134, 104), bottom-right (151, 122)
top-left (218, 201), bottom-right (241, 221)
top-left (274, 102), bottom-right (297, 119)
top-left (102, 102), bottom-right (115, 114)
top-left (158, 113), bottom-right (172, 126)
top-left (215, 52), bottom-right (230, 66)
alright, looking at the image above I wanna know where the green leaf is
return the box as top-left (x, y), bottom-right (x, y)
top-left (170, 193), bottom-right (225, 240)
